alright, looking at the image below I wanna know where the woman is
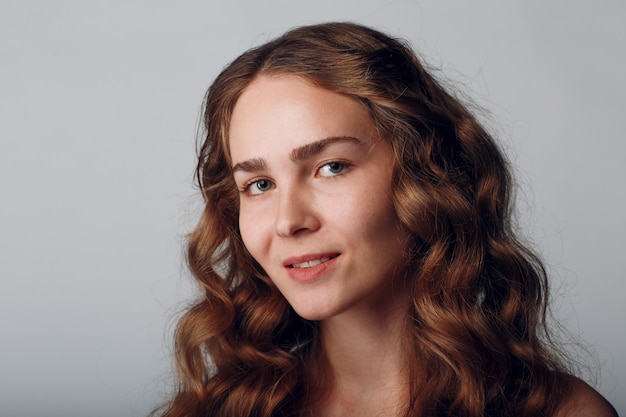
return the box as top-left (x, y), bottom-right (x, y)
top-left (156, 22), bottom-right (617, 417)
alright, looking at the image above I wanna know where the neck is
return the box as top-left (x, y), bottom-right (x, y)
top-left (310, 286), bottom-right (411, 416)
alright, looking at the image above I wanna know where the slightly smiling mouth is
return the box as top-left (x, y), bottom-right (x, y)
top-left (288, 254), bottom-right (340, 269)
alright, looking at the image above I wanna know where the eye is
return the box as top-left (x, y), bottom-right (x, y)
top-left (243, 179), bottom-right (273, 195)
top-left (318, 161), bottom-right (349, 177)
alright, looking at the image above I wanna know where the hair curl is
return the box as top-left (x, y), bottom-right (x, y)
top-left (154, 22), bottom-right (573, 417)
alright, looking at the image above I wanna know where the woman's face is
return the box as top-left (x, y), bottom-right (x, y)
top-left (229, 75), bottom-right (410, 321)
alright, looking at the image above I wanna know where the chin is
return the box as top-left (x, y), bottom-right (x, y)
top-left (289, 300), bottom-right (346, 322)
top-left (291, 307), bottom-right (328, 321)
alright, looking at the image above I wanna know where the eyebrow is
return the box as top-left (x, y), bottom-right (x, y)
top-left (289, 136), bottom-right (362, 163)
top-left (231, 158), bottom-right (266, 174)
top-left (231, 136), bottom-right (362, 173)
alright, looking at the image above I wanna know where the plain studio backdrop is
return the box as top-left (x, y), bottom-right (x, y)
top-left (1, 1), bottom-right (624, 416)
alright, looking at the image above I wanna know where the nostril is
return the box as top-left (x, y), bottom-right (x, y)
top-left (274, 192), bottom-right (320, 237)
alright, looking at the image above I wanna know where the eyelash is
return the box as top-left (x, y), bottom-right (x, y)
top-left (240, 178), bottom-right (272, 195)
top-left (239, 160), bottom-right (352, 196)
top-left (317, 160), bottom-right (351, 177)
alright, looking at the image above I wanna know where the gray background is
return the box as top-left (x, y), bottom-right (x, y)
top-left (1, 1), bottom-right (624, 416)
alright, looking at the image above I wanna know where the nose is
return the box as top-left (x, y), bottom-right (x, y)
top-left (274, 187), bottom-right (320, 237)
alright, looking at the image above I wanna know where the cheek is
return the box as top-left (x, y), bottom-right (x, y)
top-left (238, 216), bottom-right (256, 255)
top-left (343, 181), bottom-right (397, 228)
top-left (238, 208), bottom-right (269, 262)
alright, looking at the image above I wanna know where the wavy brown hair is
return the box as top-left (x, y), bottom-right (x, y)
top-left (154, 22), bottom-right (574, 417)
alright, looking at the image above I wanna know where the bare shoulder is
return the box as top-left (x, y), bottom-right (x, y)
top-left (554, 377), bottom-right (618, 417)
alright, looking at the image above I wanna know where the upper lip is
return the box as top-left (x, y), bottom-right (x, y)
top-left (283, 253), bottom-right (340, 267)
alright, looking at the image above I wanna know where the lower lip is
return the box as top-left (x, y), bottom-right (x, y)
top-left (286, 255), bottom-right (339, 283)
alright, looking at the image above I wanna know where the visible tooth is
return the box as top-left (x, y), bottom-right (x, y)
top-left (292, 257), bottom-right (330, 269)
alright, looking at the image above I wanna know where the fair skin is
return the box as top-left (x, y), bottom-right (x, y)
top-left (230, 74), bottom-right (411, 416)
top-left (228, 74), bottom-right (617, 417)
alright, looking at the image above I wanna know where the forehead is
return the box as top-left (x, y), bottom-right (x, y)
top-left (228, 75), bottom-right (378, 165)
